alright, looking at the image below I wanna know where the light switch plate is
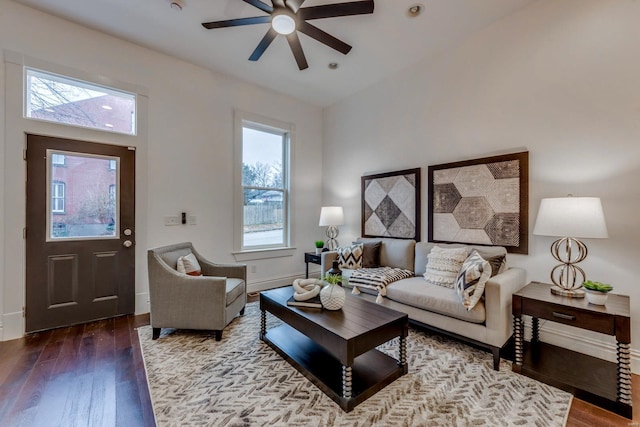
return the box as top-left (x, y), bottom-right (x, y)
top-left (164, 216), bottom-right (181, 226)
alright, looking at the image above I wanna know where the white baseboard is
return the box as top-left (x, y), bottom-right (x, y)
top-left (0, 297), bottom-right (151, 341)
top-left (525, 318), bottom-right (640, 375)
top-left (1, 310), bottom-right (23, 341)
top-left (135, 292), bottom-right (150, 315)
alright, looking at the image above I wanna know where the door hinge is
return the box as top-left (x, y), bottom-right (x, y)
top-left (23, 148), bottom-right (27, 160)
top-left (22, 306), bottom-right (26, 318)
top-left (23, 227), bottom-right (27, 239)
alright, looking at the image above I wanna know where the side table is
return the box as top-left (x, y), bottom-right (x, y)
top-left (512, 281), bottom-right (632, 419)
top-left (304, 252), bottom-right (321, 278)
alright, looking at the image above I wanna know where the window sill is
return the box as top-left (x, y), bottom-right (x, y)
top-left (232, 247), bottom-right (296, 262)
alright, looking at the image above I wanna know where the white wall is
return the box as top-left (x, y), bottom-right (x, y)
top-left (323, 0), bottom-right (640, 372)
top-left (0, 0), bottom-right (323, 340)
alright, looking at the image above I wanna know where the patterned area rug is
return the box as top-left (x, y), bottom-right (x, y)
top-left (139, 303), bottom-right (571, 426)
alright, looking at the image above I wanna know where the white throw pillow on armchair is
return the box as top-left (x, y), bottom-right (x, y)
top-left (176, 252), bottom-right (203, 276)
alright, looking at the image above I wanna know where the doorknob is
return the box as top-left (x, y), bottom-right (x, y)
top-left (123, 240), bottom-right (133, 248)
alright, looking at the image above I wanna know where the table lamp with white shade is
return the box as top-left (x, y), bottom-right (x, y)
top-left (533, 196), bottom-right (608, 297)
top-left (319, 206), bottom-right (344, 250)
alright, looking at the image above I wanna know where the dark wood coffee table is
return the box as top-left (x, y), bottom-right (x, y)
top-left (260, 286), bottom-right (408, 412)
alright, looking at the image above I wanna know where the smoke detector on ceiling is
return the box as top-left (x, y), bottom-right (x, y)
top-left (170, 0), bottom-right (184, 11)
top-left (407, 4), bottom-right (423, 18)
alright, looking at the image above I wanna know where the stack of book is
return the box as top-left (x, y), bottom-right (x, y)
top-left (286, 295), bottom-right (323, 308)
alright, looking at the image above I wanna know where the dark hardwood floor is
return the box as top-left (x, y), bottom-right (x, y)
top-left (0, 310), bottom-right (637, 426)
top-left (0, 314), bottom-right (154, 427)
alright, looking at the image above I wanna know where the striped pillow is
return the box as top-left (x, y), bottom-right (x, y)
top-left (456, 250), bottom-right (491, 310)
top-left (337, 244), bottom-right (364, 269)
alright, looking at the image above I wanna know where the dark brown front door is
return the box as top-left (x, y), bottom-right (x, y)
top-left (25, 134), bottom-right (135, 333)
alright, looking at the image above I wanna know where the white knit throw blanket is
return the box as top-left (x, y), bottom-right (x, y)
top-left (349, 267), bottom-right (414, 303)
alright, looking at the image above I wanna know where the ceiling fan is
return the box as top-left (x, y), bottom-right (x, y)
top-left (202, 0), bottom-right (375, 70)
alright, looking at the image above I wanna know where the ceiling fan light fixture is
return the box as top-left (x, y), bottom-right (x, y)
top-left (271, 13), bottom-right (296, 35)
top-left (202, 1), bottom-right (375, 70)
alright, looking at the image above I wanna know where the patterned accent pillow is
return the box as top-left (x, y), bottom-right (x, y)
top-left (456, 251), bottom-right (491, 310)
top-left (177, 253), bottom-right (203, 276)
top-left (337, 243), bottom-right (364, 269)
top-left (423, 246), bottom-right (469, 288)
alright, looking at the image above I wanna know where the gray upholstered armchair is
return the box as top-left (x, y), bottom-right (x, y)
top-left (147, 242), bottom-right (246, 341)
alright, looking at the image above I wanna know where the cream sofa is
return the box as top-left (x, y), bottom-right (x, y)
top-left (321, 237), bottom-right (526, 370)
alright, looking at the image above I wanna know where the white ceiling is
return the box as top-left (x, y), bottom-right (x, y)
top-left (15, 0), bottom-right (536, 107)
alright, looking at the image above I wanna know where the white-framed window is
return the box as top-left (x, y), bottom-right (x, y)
top-left (234, 112), bottom-right (294, 257)
top-left (51, 181), bottom-right (65, 213)
top-left (25, 67), bottom-right (137, 135)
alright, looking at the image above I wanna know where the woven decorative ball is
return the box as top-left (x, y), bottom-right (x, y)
top-left (320, 283), bottom-right (346, 310)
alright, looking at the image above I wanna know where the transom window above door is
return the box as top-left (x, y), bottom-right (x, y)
top-left (25, 68), bottom-right (137, 135)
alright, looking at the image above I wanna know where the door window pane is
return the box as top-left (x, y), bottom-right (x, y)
top-left (48, 150), bottom-right (119, 240)
top-left (51, 181), bottom-right (65, 213)
top-left (26, 68), bottom-right (136, 135)
top-left (52, 154), bottom-right (66, 165)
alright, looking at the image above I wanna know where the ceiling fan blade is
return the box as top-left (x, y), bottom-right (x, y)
top-left (271, 0), bottom-right (286, 8)
top-left (202, 16), bottom-right (271, 29)
top-left (298, 1), bottom-right (374, 21)
top-left (284, 0), bottom-right (307, 12)
top-left (242, 0), bottom-right (273, 13)
top-left (249, 28), bottom-right (278, 61)
top-left (298, 21), bottom-right (352, 55)
top-left (286, 32), bottom-right (309, 70)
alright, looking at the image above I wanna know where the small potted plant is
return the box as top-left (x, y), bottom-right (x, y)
top-left (582, 280), bottom-right (613, 305)
top-left (314, 240), bottom-right (325, 255)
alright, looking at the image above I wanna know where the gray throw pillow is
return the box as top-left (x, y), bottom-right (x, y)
top-left (484, 254), bottom-right (506, 277)
top-left (360, 241), bottom-right (382, 268)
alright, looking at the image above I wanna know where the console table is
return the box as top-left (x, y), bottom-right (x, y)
top-left (512, 281), bottom-right (632, 419)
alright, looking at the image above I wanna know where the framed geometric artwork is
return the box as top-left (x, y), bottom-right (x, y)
top-left (428, 151), bottom-right (529, 254)
top-left (362, 168), bottom-right (421, 241)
